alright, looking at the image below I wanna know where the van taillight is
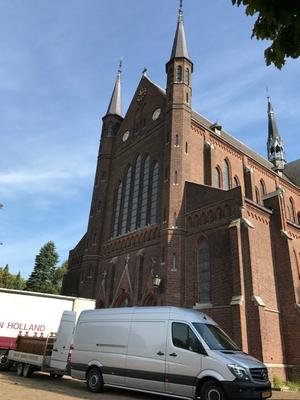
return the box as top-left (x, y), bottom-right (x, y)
top-left (67, 345), bottom-right (73, 372)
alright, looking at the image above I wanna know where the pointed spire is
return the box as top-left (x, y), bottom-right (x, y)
top-left (106, 59), bottom-right (122, 117)
top-left (267, 97), bottom-right (280, 140)
top-left (170, 0), bottom-right (189, 60)
top-left (267, 97), bottom-right (286, 171)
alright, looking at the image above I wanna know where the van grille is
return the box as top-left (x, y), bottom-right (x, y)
top-left (250, 368), bottom-right (269, 382)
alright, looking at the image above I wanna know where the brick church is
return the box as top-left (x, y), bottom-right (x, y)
top-left (62, 4), bottom-right (300, 378)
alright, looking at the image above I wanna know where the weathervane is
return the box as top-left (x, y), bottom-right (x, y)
top-left (179, 0), bottom-right (183, 21)
top-left (118, 58), bottom-right (123, 75)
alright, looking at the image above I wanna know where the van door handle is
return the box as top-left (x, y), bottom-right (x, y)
top-left (169, 352), bottom-right (177, 357)
top-left (157, 351), bottom-right (164, 356)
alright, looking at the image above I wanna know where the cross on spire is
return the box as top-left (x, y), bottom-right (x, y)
top-left (179, 0), bottom-right (183, 22)
top-left (170, 0), bottom-right (189, 59)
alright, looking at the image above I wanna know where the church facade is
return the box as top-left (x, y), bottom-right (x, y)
top-left (62, 5), bottom-right (300, 379)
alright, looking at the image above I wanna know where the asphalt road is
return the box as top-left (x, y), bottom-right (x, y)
top-left (1, 370), bottom-right (299, 400)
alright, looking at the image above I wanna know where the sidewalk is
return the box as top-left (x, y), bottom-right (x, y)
top-left (272, 390), bottom-right (300, 399)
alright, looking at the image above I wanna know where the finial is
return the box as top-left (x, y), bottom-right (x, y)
top-left (178, 0), bottom-right (183, 22)
top-left (142, 67), bottom-right (147, 76)
top-left (266, 87), bottom-right (274, 114)
top-left (117, 58), bottom-right (123, 75)
top-left (266, 86), bottom-right (269, 101)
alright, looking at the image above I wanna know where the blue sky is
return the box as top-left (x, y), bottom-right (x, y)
top-left (1, 0), bottom-right (299, 278)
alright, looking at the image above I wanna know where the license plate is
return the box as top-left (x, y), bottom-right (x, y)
top-left (261, 390), bottom-right (271, 399)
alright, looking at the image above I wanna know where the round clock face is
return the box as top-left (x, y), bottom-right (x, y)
top-left (152, 108), bottom-right (161, 121)
top-left (122, 130), bottom-right (130, 142)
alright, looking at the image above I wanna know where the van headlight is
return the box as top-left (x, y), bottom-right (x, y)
top-left (227, 364), bottom-right (250, 380)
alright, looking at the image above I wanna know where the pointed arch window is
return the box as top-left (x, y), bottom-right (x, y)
top-left (171, 253), bottom-right (177, 271)
top-left (287, 197), bottom-right (295, 222)
top-left (176, 65), bottom-right (183, 82)
top-left (112, 182), bottom-right (123, 237)
top-left (223, 159), bottom-right (230, 190)
top-left (233, 175), bottom-right (240, 188)
top-left (174, 171), bottom-right (178, 185)
top-left (150, 162), bottom-right (159, 224)
top-left (172, 212), bottom-right (177, 228)
top-left (175, 134), bottom-right (179, 146)
top-left (140, 156), bottom-right (150, 227)
top-left (260, 179), bottom-right (266, 200)
top-left (255, 187), bottom-right (261, 204)
top-left (107, 121), bottom-right (113, 136)
top-left (215, 167), bottom-right (222, 189)
top-left (185, 68), bottom-right (190, 85)
top-left (197, 240), bottom-right (211, 304)
top-left (130, 156), bottom-right (141, 231)
top-left (120, 166), bottom-right (132, 234)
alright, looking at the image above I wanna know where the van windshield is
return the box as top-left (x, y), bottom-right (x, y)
top-left (192, 323), bottom-right (240, 351)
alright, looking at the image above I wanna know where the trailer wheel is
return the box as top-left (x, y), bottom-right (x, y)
top-left (86, 367), bottom-right (104, 393)
top-left (200, 380), bottom-right (226, 400)
top-left (23, 364), bottom-right (34, 378)
top-left (17, 363), bottom-right (24, 376)
top-left (0, 353), bottom-right (13, 371)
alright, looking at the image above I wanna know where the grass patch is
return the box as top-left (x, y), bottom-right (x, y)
top-left (273, 375), bottom-right (300, 391)
top-left (286, 381), bottom-right (300, 391)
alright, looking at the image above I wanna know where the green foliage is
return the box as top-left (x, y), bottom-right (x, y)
top-left (26, 241), bottom-right (59, 294)
top-left (0, 264), bottom-right (26, 289)
top-left (52, 260), bottom-right (68, 294)
top-left (286, 381), bottom-right (300, 391)
top-left (273, 375), bottom-right (284, 389)
top-left (231, 0), bottom-right (300, 68)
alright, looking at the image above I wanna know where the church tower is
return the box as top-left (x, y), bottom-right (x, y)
top-left (81, 62), bottom-right (123, 297)
top-left (267, 97), bottom-right (285, 172)
top-left (162, 0), bottom-right (193, 305)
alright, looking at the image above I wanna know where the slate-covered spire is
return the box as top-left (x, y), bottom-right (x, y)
top-left (267, 97), bottom-right (285, 171)
top-left (170, 0), bottom-right (189, 60)
top-left (106, 60), bottom-right (122, 117)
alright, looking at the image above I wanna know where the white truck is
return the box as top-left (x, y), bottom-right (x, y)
top-left (0, 288), bottom-right (95, 373)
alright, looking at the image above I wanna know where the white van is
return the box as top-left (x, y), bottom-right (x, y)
top-left (70, 307), bottom-right (271, 400)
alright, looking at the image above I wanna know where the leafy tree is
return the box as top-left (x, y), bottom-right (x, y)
top-left (231, 0), bottom-right (300, 68)
top-left (13, 271), bottom-right (26, 290)
top-left (26, 241), bottom-right (59, 293)
top-left (52, 260), bottom-right (68, 294)
top-left (0, 265), bottom-right (26, 289)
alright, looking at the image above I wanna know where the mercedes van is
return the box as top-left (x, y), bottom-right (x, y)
top-left (70, 307), bottom-right (271, 400)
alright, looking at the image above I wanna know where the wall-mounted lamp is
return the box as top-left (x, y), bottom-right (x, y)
top-left (152, 274), bottom-right (162, 288)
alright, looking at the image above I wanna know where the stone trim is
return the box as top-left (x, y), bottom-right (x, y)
top-left (230, 295), bottom-right (244, 305)
top-left (252, 295), bottom-right (266, 307)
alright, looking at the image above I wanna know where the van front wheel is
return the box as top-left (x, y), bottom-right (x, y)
top-left (200, 380), bottom-right (226, 400)
top-left (86, 368), bottom-right (104, 393)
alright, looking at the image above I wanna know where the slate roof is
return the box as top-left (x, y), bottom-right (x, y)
top-left (284, 160), bottom-right (300, 187)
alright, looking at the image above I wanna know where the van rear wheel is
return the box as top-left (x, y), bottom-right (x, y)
top-left (200, 380), bottom-right (226, 400)
top-left (86, 368), bottom-right (104, 393)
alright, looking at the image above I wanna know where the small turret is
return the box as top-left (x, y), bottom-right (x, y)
top-left (267, 97), bottom-right (285, 172)
top-left (166, 0), bottom-right (193, 107)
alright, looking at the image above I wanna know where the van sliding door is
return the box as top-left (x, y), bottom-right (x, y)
top-left (125, 320), bottom-right (167, 393)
